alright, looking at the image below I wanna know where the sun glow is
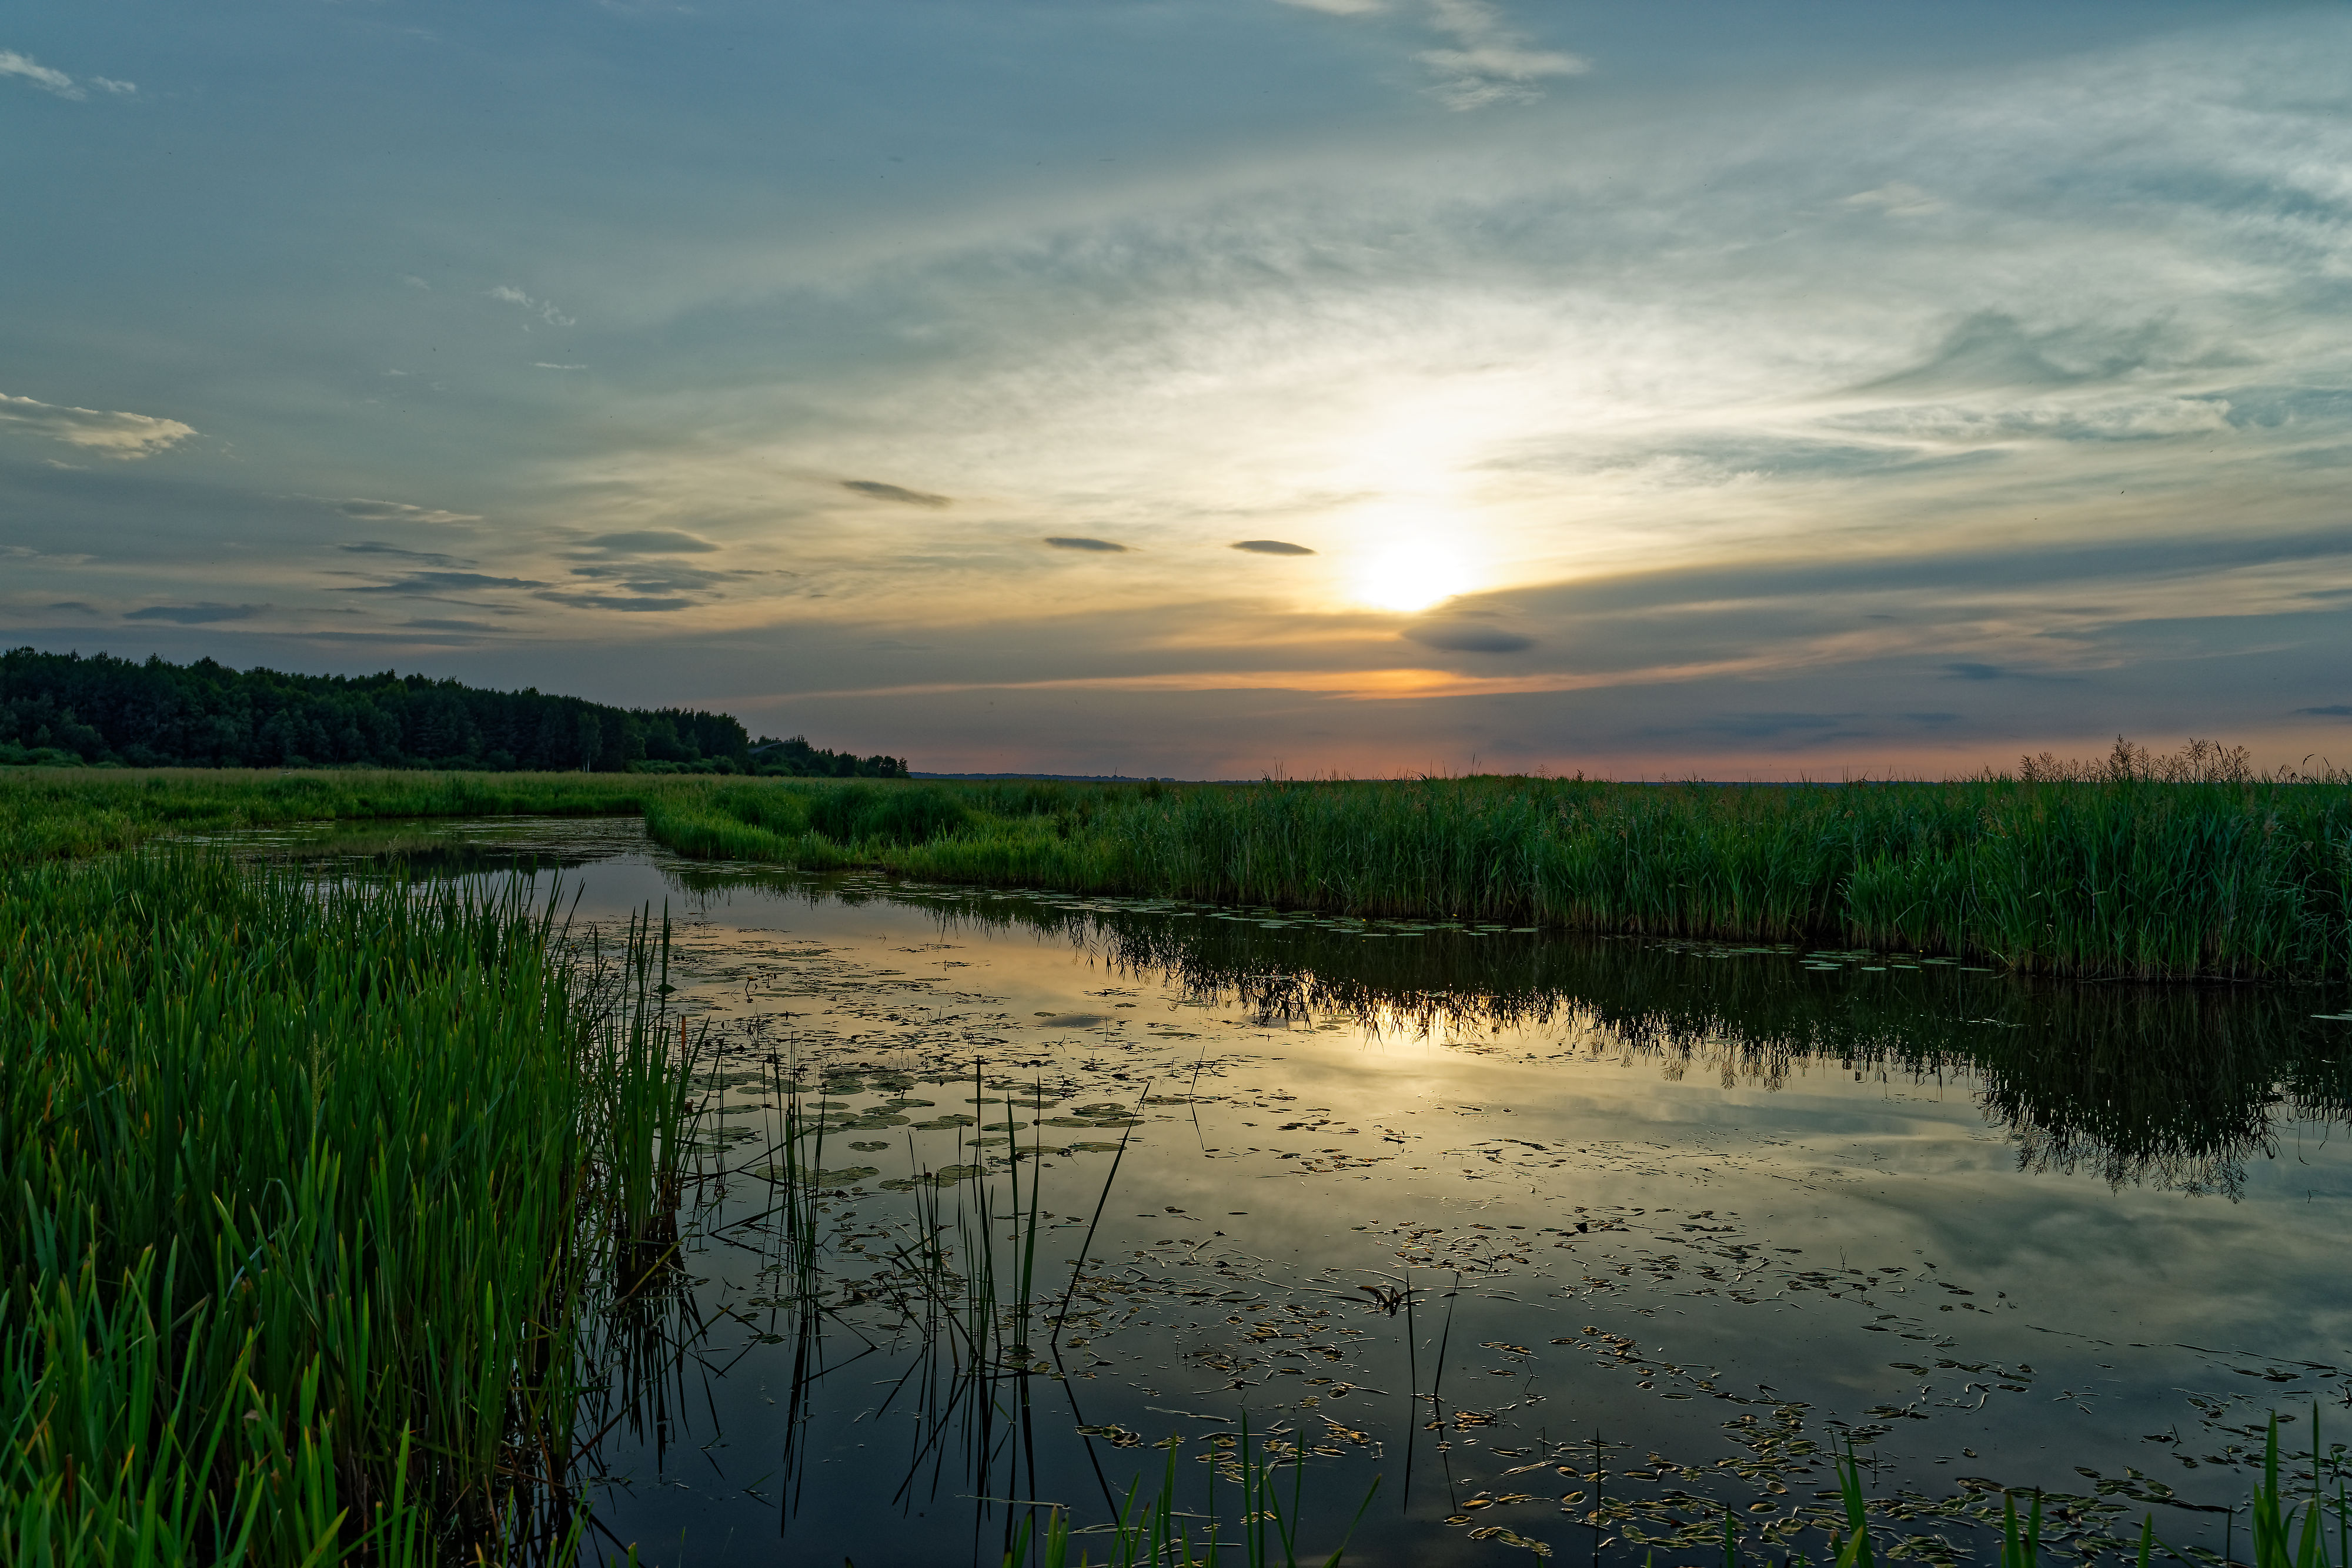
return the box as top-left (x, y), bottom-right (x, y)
top-left (1356, 539), bottom-right (1474, 613)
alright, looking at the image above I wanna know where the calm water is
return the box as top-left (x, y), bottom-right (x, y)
top-left (247, 817), bottom-right (2352, 1567)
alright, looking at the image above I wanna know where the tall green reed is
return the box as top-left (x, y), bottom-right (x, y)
top-left (0, 850), bottom-right (696, 1564)
top-left (19, 754), bottom-right (2352, 981)
top-left (649, 771), bottom-right (2352, 982)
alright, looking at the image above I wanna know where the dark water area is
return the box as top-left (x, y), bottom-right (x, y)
top-left (242, 817), bottom-right (2352, 1567)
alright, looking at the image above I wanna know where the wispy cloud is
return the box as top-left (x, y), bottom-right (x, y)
top-left (340, 541), bottom-right (476, 567)
top-left (1232, 539), bottom-right (1316, 555)
top-left (0, 49), bottom-right (131, 101)
top-left (538, 591), bottom-right (692, 612)
top-left (125, 603), bottom-right (265, 624)
top-left (1418, 0), bottom-right (1586, 109)
top-left (566, 561), bottom-right (750, 593)
top-left (487, 284), bottom-right (576, 328)
top-left (1044, 536), bottom-right (1130, 553)
top-left (572, 529), bottom-right (720, 555)
top-left (341, 571), bottom-right (546, 595)
top-left (1402, 620), bottom-right (1534, 654)
top-left (1269, 0), bottom-right (1583, 107)
top-left (0, 392), bottom-right (192, 457)
top-left (330, 497), bottom-right (481, 526)
top-left (843, 479), bottom-right (951, 507)
top-left (1843, 182), bottom-right (1945, 218)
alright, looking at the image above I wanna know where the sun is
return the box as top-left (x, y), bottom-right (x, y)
top-left (1356, 539), bottom-right (1472, 613)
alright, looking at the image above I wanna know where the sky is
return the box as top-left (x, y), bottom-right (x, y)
top-left (6, 1), bottom-right (2352, 779)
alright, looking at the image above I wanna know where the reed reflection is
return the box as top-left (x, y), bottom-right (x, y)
top-left (674, 867), bottom-right (2352, 1203)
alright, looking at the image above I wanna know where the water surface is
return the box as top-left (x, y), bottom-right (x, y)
top-left (252, 817), bottom-right (2352, 1567)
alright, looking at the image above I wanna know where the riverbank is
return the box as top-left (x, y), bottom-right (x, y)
top-left (644, 773), bottom-right (2352, 982)
top-left (9, 767), bottom-right (2352, 981)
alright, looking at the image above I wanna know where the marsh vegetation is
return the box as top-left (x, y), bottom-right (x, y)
top-left (15, 736), bottom-right (2350, 982)
top-left (0, 850), bottom-right (697, 1563)
top-left (12, 758), bottom-right (2352, 1564)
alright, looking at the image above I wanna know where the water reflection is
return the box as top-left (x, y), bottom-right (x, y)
top-left (694, 868), bottom-right (2352, 1205)
top-left (236, 823), bottom-right (2352, 1566)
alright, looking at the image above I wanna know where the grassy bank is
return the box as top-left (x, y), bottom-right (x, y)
top-left (644, 772), bottom-right (2352, 982)
top-left (0, 768), bottom-right (671, 861)
top-left (11, 763), bottom-right (2352, 980)
top-left (1, 850), bottom-right (693, 1563)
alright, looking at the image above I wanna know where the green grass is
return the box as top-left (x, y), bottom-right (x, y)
top-left (0, 850), bottom-right (694, 1564)
top-left (647, 771), bottom-right (2352, 982)
top-left (14, 761), bottom-right (2352, 979)
top-left (0, 768), bottom-right (673, 862)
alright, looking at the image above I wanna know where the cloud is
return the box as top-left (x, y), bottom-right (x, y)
top-left (1402, 620), bottom-right (1535, 654)
top-left (567, 561), bottom-right (747, 592)
top-left (575, 529), bottom-right (720, 554)
top-left (45, 601), bottom-right (98, 614)
top-left (403, 618), bottom-right (512, 633)
top-left (332, 497), bottom-right (481, 526)
top-left (1231, 539), bottom-right (1316, 555)
top-left (1685, 712), bottom-right (1865, 740)
top-left (125, 603), bottom-right (266, 624)
top-left (532, 362), bottom-right (587, 370)
top-left (537, 591), bottom-right (693, 611)
top-left (342, 571), bottom-right (546, 594)
top-left (1852, 313), bottom-right (2180, 398)
top-left (1045, 536), bottom-right (1130, 552)
top-left (0, 392), bottom-right (193, 457)
top-left (0, 49), bottom-right (88, 100)
top-left (340, 541), bottom-right (476, 567)
top-left (1827, 397), bottom-right (2234, 445)
top-left (1278, 0), bottom-right (1583, 107)
top-left (1842, 182), bottom-right (1945, 218)
top-left (2295, 705), bottom-right (2352, 717)
top-left (1939, 661), bottom-right (2062, 682)
top-left (1419, 0), bottom-right (1588, 109)
top-left (843, 479), bottom-right (951, 507)
top-left (487, 285), bottom-right (576, 327)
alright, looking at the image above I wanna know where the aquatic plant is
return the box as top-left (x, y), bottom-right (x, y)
top-left (15, 750), bottom-right (2352, 981)
top-left (646, 769), bottom-right (2352, 982)
top-left (0, 850), bottom-right (697, 1563)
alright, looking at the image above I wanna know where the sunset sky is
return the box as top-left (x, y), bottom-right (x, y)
top-left (6, 1), bottom-right (2351, 778)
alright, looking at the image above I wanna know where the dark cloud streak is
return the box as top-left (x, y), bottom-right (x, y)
top-left (125, 603), bottom-right (266, 624)
top-left (843, 480), bottom-right (950, 507)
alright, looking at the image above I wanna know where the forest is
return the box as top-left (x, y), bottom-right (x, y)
top-left (0, 647), bottom-right (906, 776)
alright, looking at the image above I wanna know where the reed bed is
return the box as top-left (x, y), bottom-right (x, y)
top-left (0, 850), bottom-right (696, 1564)
top-left (15, 748), bottom-right (2352, 981)
top-left (646, 771), bottom-right (2352, 982)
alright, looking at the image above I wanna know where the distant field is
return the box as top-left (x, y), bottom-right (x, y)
top-left (10, 763), bottom-right (2352, 981)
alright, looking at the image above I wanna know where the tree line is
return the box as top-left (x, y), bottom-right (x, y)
top-left (0, 648), bottom-right (908, 777)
